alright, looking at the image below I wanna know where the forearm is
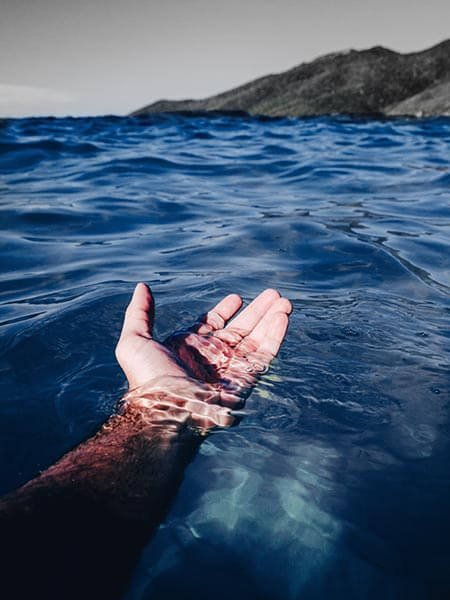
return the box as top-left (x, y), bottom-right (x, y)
top-left (2, 398), bottom-right (202, 520)
top-left (0, 386), bottom-right (204, 599)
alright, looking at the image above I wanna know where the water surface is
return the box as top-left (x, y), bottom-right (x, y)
top-left (0, 113), bottom-right (449, 599)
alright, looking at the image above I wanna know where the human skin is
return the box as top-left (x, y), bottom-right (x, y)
top-left (0, 284), bottom-right (292, 599)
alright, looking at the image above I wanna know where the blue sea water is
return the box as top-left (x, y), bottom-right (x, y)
top-left (0, 113), bottom-right (449, 599)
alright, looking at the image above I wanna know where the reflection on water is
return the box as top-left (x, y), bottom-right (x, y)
top-left (0, 114), bottom-right (449, 599)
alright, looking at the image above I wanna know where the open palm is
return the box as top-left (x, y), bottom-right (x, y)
top-left (115, 283), bottom-right (291, 429)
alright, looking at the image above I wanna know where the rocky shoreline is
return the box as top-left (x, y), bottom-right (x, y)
top-left (132, 39), bottom-right (449, 118)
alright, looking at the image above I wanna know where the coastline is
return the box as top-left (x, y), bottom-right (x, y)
top-left (132, 39), bottom-right (450, 119)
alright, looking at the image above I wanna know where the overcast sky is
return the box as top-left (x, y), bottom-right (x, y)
top-left (1, 0), bottom-right (449, 117)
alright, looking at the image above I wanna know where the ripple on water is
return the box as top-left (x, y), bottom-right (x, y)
top-left (1, 114), bottom-right (450, 599)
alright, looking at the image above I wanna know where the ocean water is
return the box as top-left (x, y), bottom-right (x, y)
top-left (0, 113), bottom-right (449, 599)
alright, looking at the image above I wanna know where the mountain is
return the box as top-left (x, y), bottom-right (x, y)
top-left (131, 39), bottom-right (450, 118)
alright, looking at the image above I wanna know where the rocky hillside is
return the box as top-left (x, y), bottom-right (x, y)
top-left (132, 39), bottom-right (450, 118)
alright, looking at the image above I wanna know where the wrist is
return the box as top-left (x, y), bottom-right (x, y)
top-left (121, 376), bottom-right (234, 432)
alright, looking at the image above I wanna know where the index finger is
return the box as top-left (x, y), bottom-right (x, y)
top-left (225, 288), bottom-right (281, 336)
top-left (193, 293), bottom-right (243, 334)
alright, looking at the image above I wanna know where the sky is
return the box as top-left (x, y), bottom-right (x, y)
top-left (1, 0), bottom-right (449, 118)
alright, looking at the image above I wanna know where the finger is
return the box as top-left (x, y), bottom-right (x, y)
top-left (224, 288), bottom-right (281, 336)
top-left (194, 293), bottom-right (242, 334)
top-left (215, 296), bottom-right (292, 346)
top-left (254, 296), bottom-right (292, 324)
top-left (245, 311), bottom-right (290, 358)
top-left (120, 282), bottom-right (154, 339)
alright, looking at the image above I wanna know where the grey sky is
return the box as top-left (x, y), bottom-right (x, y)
top-left (1, 0), bottom-right (449, 117)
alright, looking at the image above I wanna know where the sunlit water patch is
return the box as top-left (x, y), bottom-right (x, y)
top-left (1, 114), bottom-right (449, 599)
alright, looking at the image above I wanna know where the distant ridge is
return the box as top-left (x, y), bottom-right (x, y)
top-left (131, 40), bottom-right (450, 118)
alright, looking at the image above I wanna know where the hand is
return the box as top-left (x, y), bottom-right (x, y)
top-left (115, 284), bottom-right (292, 429)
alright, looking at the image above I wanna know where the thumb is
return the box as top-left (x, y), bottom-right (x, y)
top-left (120, 282), bottom-right (154, 339)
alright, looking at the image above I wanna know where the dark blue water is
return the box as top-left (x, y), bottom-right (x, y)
top-left (1, 113), bottom-right (449, 599)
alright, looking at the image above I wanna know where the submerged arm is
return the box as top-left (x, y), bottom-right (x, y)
top-left (0, 384), bottom-right (224, 600)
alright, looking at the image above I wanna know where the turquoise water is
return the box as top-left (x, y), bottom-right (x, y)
top-left (0, 114), bottom-right (449, 598)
